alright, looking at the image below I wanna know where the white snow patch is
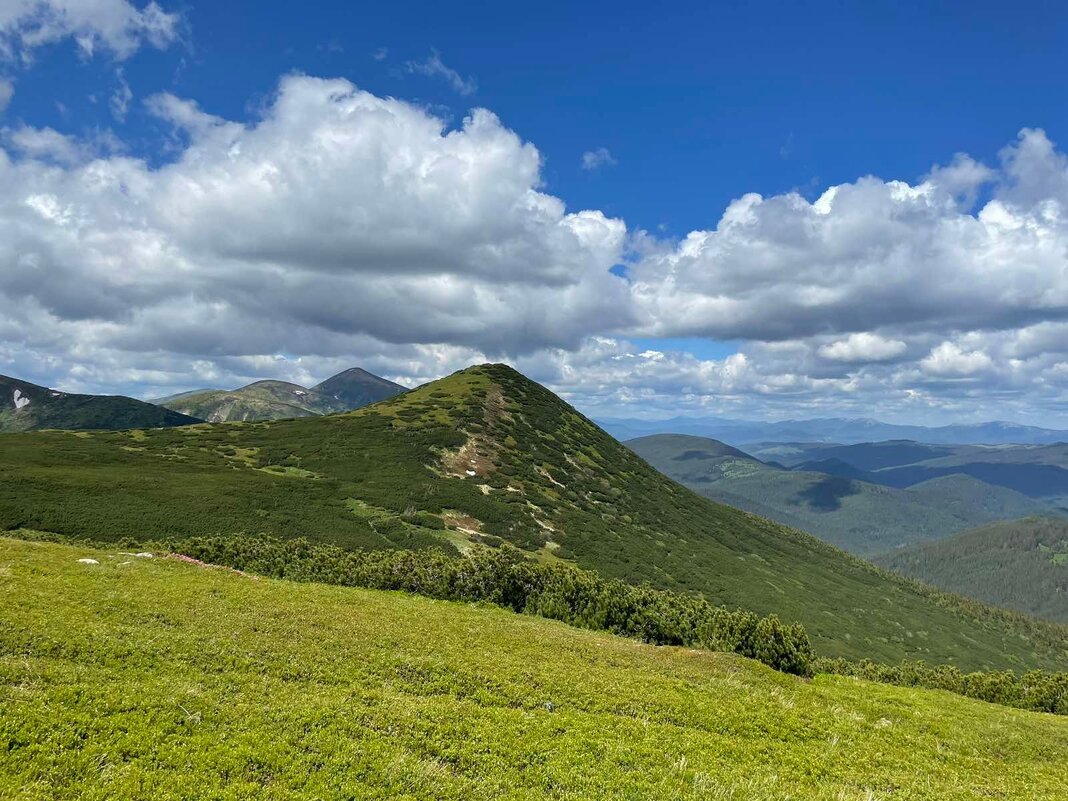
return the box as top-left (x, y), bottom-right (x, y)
top-left (77, 558), bottom-right (99, 565)
top-left (465, 469), bottom-right (477, 477)
top-left (12, 389), bottom-right (30, 410)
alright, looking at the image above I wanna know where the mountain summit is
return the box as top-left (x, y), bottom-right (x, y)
top-left (312, 367), bottom-right (406, 407)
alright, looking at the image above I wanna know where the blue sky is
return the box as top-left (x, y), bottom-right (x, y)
top-left (13, 1), bottom-right (1068, 232)
top-left (4, 1), bottom-right (1068, 425)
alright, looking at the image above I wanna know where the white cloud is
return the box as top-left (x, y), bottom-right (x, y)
top-left (4, 123), bottom-right (85, 163)
top-left (0, 76), bottom-right (629, 389)
top-left (632, 129), bottom-right (1068, 348)
top-left (920, 342), bottom-right (994, 377)
top-left (5, 74), bottom-right (1068, 425)
top-left (405, 49), bottom-right (476, 95)
top-left (0, 0), bottom-right (180, 62)
top-left (819, 333), bottom-right (907, 363)
top-left (109, 68), bottom-right (131, 121)
top-left (581, 147), bottom-right (616, 170)
top-left (0, 76), bottom-right (11, 112)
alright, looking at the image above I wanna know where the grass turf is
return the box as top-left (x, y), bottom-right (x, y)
top-left (1, 537), bottom-right (1066, 800)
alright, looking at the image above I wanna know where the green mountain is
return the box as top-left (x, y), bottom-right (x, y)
top-left (628, 434), bottom-right (1054, 555)
top-left (155, 368), bottom-right (406, 422)
top-left (1, 364), bottom-right (1065, 670)
top-left (0, 374), bottom-right (200, 433)
top-left (4, 537), bottom-right (1065, 800)
top-left (874, 517), bottom-right (1068, 624)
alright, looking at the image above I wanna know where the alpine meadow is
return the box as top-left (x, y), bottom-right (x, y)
top-left (4, 2), bottom-right (1068, 799)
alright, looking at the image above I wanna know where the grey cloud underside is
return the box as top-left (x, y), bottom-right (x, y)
top-left (4, 73), bottom-right (1068, 422)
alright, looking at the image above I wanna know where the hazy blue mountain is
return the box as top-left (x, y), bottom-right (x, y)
top-left (599, 416), bottom-right (1068, 446)
top-left (627, 434), bottom-right (1058, 555)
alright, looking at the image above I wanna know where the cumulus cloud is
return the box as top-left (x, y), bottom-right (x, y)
top-left (581, 147), bottom-right (616, 170)
top-left (405, 49), bottom-right (476, 95)
top-left (920, 342), bottom-right (994, 377)
top-left (0, 0), bottom-right (180, 62)
top-left (0, 75), bottom-right (630, 397)
top-left (819, 333), bottom-right (907, 363)
top-left (0, 76), bottom-right (11, 111)
top-left (5, 72), bottom-right (1068, 424)
top-left (632, 129), bottom-right (1068, 343)
top-left (3, 123), bottom-right (85, 162)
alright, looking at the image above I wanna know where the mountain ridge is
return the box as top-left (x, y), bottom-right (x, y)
top-left (0, 373), bottom-right (201, 433)
top-left (2, 363), bottom-right (1066, 670)
top-left (156, 367), bottom-right (406, 422)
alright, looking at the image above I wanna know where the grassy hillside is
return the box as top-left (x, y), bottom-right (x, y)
top-left (1, 364), bottom-right (1066, 670)
top-left (158, 368), bottom-right (405, 423)
top-left (628, 434), bottom-right (1051, 555)
top-left (2, 537), bottom-right (1066, 801)
top-left (0, 374), bottom-right (200, 433)
top-left (874, 517), bottom-right (1068, 624)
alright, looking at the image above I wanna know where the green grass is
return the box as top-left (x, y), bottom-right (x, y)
top-left (2, 365), bottom-right (1067, 671)
top-left (2, 537), bottom-right (1067, 801)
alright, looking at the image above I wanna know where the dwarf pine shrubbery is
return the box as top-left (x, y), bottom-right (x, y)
top-left (816, 657), bottom-right (1068, 715)
top-left (170, 535), bottom-right (816, 676)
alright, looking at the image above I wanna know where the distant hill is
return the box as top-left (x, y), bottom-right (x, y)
top-left (873, 517), bottom-right (1068, 624)
top-left (627, 434), bottom-right (1055, 555)
top-left (749, 440), bottom-right (1068, 505)
top-left (156, 367), bottom-right (406, 422)
top-left (2, 364), bottom-right (1066, 670)
top-left (0, 374), bottom-right (200, 432)
top-left (599, 415), bottom-right (1068, 446)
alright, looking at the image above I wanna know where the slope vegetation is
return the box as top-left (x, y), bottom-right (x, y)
top-left (156, 367), bottom-right (406, 422)
top-left (1, 364), bottom-right (1066, 670)
top-left (628, 434), bottom-right (1051, 554)
top-left (2, 537), bottom-right (1066, 801)
top-left (0, 374), bottom-right (200, 433)
top-left (874, 517), bottom-right (1068, 624)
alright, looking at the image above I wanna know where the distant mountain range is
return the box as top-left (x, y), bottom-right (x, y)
top-left (599, 415), bottom-right (1068, 446)
top-left (1, 374), bottom-right (200, 433)
top-left (749, 440), bottom-right (1068, 504)
top-left (152, 367), bottom-right (406, 423)
top-left (873, 517), bottom-right (1068, 624)
top-left (627, 434), bottom-right (1060, 555)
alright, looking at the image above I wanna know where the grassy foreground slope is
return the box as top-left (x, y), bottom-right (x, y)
top-left (1, 364), bottom-right (1067, 670)
top-left (2, 538), bottom-right (1066, 801)
top-left (874, 517), bottom-right (1068, 624)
